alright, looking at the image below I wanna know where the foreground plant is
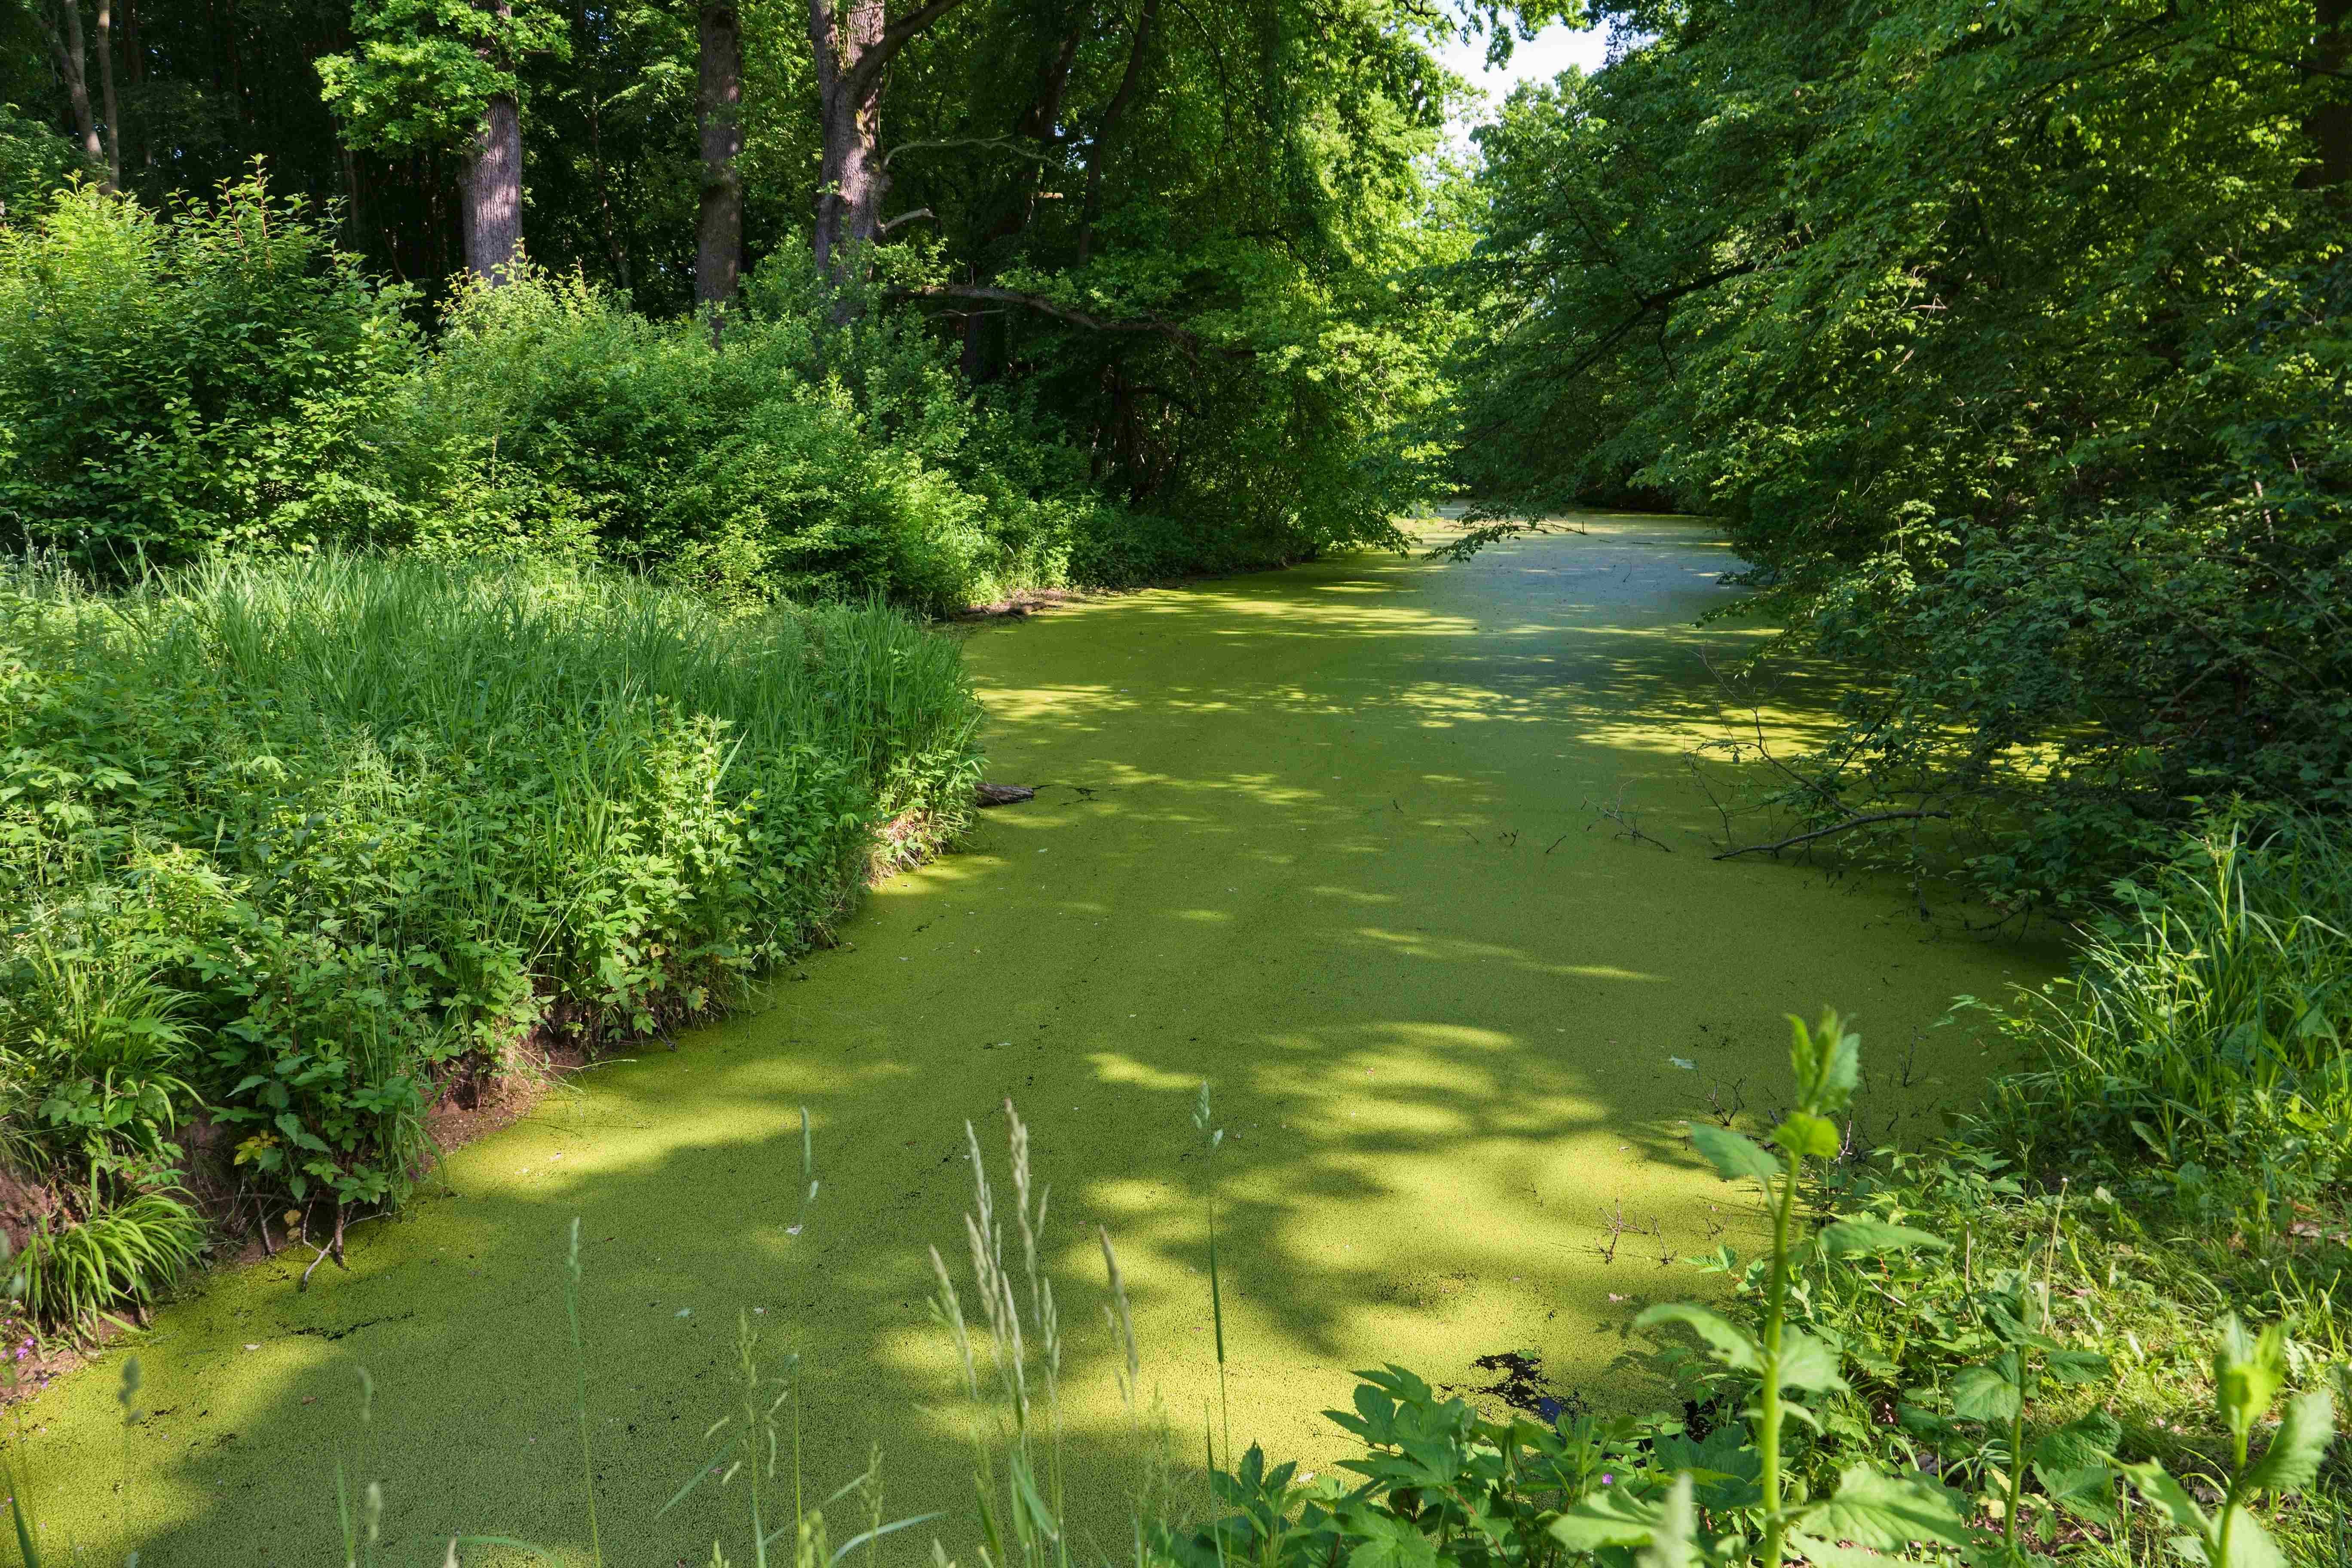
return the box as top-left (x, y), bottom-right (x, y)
top-left (2120, 1318), bottom-right (2336, 1568)
top-left (1163, 1009), bottom-right (2343, 1568)
top-left (1553, 1009), bottom-right (1970, 1563)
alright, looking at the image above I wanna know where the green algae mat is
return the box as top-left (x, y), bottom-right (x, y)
top-left (15, 519), bottom-right (2054, 1563)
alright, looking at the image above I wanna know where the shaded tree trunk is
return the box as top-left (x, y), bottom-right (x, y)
top-left (805, 0), bottom-right (975, 279)
top-left (94, 0), bottom-right (121, 189)
top-left (2304, 0), bottom-right (2352, 189)
top-left (1077, 0), bottom-right (1158, 265)
top-left (463, 92), bottom-right (524, 282)
top-left (38, 0), bottom-right (109, 187)
top-left (695, 0), bottom-right (744, 313)
top-left (964, 20), bottom-right (1083, 380)
top-left (461, 0), bottom-right (523, 283)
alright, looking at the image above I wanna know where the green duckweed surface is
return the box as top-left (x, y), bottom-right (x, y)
top-left (18, 518), bottom-right (2055, 1563)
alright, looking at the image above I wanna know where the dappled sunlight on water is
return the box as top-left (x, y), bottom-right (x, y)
top-left (18, 516), bottom-right (2060, 1565)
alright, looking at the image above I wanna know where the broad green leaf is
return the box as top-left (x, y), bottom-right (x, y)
top-left (2239, 1390), bottom-right (2334, 1497)
top-left (1636, 1474), bottom-right (1700, 1568)
top-left (2043, 1348), bottom-right (2112, 1384)
top-left (1801, 1465), bottom-right (1971, 1549)
top-left (2118, 1461), bottom-right (2211, 1533)
top-left (1344, 1509), bottom-right (1442, 1568)
top-left (1788, 1532), bottom-right (1908, 1568)
top-left (2031, 1464), bottom-right (2118, 1526)
top-left (2214, 1317), bottom-right (2287, 1439)
top-left (1548, 1480), bottom-right (1671, 1550)
top-left (1778, 1328), bottom-right (1850, 1393)
top-left (1949, 1361), bottom-right (2021, 1424)
top-left (1689, 1123), bottom-right (1781, 1188)
top-left (2216, 1506), bottom-right (2289, 1568)
top-left (2032, 1411), bottom-right (2122, 1472)
top-left (1772, 1112), bottom-right (1841, 1161)
top-left (1819, 1217), bottom-right (1949, 1257)
top-left (1635, 1303), bottom-right (1764, 1373)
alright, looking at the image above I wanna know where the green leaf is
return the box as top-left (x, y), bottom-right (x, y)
top-left (1778, 1328), bottom-right (1850, 1393)
top-left (1772, 1112), bottom-right (1841, 1161)
top-left (1635, 1303), bottom-right (1764, 1373)
top-left (1788, 1009), bottom-right (1861, 1115)
top-left (2214, 1316), bottom-right (2288, 1440)
top-left (1819, 1217), bottom-right (1949, 1257)
top-left (1787, 1533), bottom-right (1910, 1568)
top-left (1688, 1123), bottom-right (1781, 1188)
top-left (1636, 1474), bottom-right (1701, 1568)
top-left (9, 1487), bottom-right (41, 1568)
top-left (2118, 1461), bottom-right (2211, 1534)
top-left (2043, 1348), bottom-right (2112, 1385)
top-left (2031, 1464), bottom-right (2118, 1526)
top-left (2216, 1507), bottom-right (2289, 1568)
top-left (2239, 1390), bottom-right (2334, 1497)
top-left (1548, 1481), bottom-right (1671, 1550)
top-left (1950, 1360), bottom-right (2021, 1424)
top-left (1801, 1465), bottom-right (1971, 1549)
top-left (1346, 1507), bottom-right (1443, 1568)
top-left (2032, 1411), bottom-right (2122, 1472)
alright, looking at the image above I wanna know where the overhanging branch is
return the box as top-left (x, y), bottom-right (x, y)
top-left (896, 284), bottom-right (1254, 359)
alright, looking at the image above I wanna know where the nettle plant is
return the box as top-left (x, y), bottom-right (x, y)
top-left (1165, 1011), bottom-right (2341, 1568)
top-left (1553, 1011), bottom-right (1977, 1565)
top-left (1565, 1012), bottom-right (2342, 1567)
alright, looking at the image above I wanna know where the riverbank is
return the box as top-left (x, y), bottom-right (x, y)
top-left (9, 520), bottom-right (2055, 1562)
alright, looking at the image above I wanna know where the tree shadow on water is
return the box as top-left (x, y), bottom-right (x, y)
top-left (21, 520), bottom-right (2048, 1563)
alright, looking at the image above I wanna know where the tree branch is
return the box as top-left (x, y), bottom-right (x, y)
top-left (1712, 811), bottom-right (1952, 861)
top-left (897, 283), bottom-right (1254, 358)
top-left (844, 0), bottom-right (978, 108)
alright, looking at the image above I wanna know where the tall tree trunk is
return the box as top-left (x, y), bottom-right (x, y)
top-left (463, 92), bottom-right (524, 282)
top-left (94, 0), bottom-right (122, 190)
top-left (461, 0), bottom-right (524, 283)
top-left (582, 16), bottom-right (632, 297)
top-left (39, 0), bottom-right (108, 187)
top-left (1077, 0), bottom-right (1158, 265)
top-left (2303, 0), bottom-right (2352, 190)
top-left (808, 0), bottom-right (886, 278)
top-left (805, 0), bottom-right (976, 279)
top-left (695, 0), bottom-right (744, 313)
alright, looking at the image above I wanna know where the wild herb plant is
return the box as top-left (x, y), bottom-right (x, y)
top-left (0, 554), bottom-right (980, 1332)
top-left (930, 1099), bottom-right (1165, 1568)
top-left (1548, 1009), bottom-right (1972, 1564)
top-left (1164, 1010), bottom-right (2344, 1568)
top-left (2119, 1318), bottom-right (2336, 1568)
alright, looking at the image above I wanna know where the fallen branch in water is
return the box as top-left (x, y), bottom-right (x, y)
top-left (1712, 810), bottom-right (1951, 861)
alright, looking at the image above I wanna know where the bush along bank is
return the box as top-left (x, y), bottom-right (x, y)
top-left (1159, 1025), bottom-right (2347, 1568)
top-left (0, 553), bottom-right (982, 1334)
top-left (1154, 812), bottom-right (2352, 1564)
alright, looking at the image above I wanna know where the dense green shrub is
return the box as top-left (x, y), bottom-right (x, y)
top-left (1966, 808), bottom-right (2352, 1236)
top-left (364, 265), bottom-right (1125, 613)
top-left (0, 177), bottom-right (416, 573)
top-left (0, 104), bottom-right (77, 223)
top-left (0, 553), bottom-right (980, 1329)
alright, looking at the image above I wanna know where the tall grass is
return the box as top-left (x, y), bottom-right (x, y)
top-left (0, 553), bottom-right (982, 1332)
top-left (1969, 809), bottom-right (2352, 1231)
